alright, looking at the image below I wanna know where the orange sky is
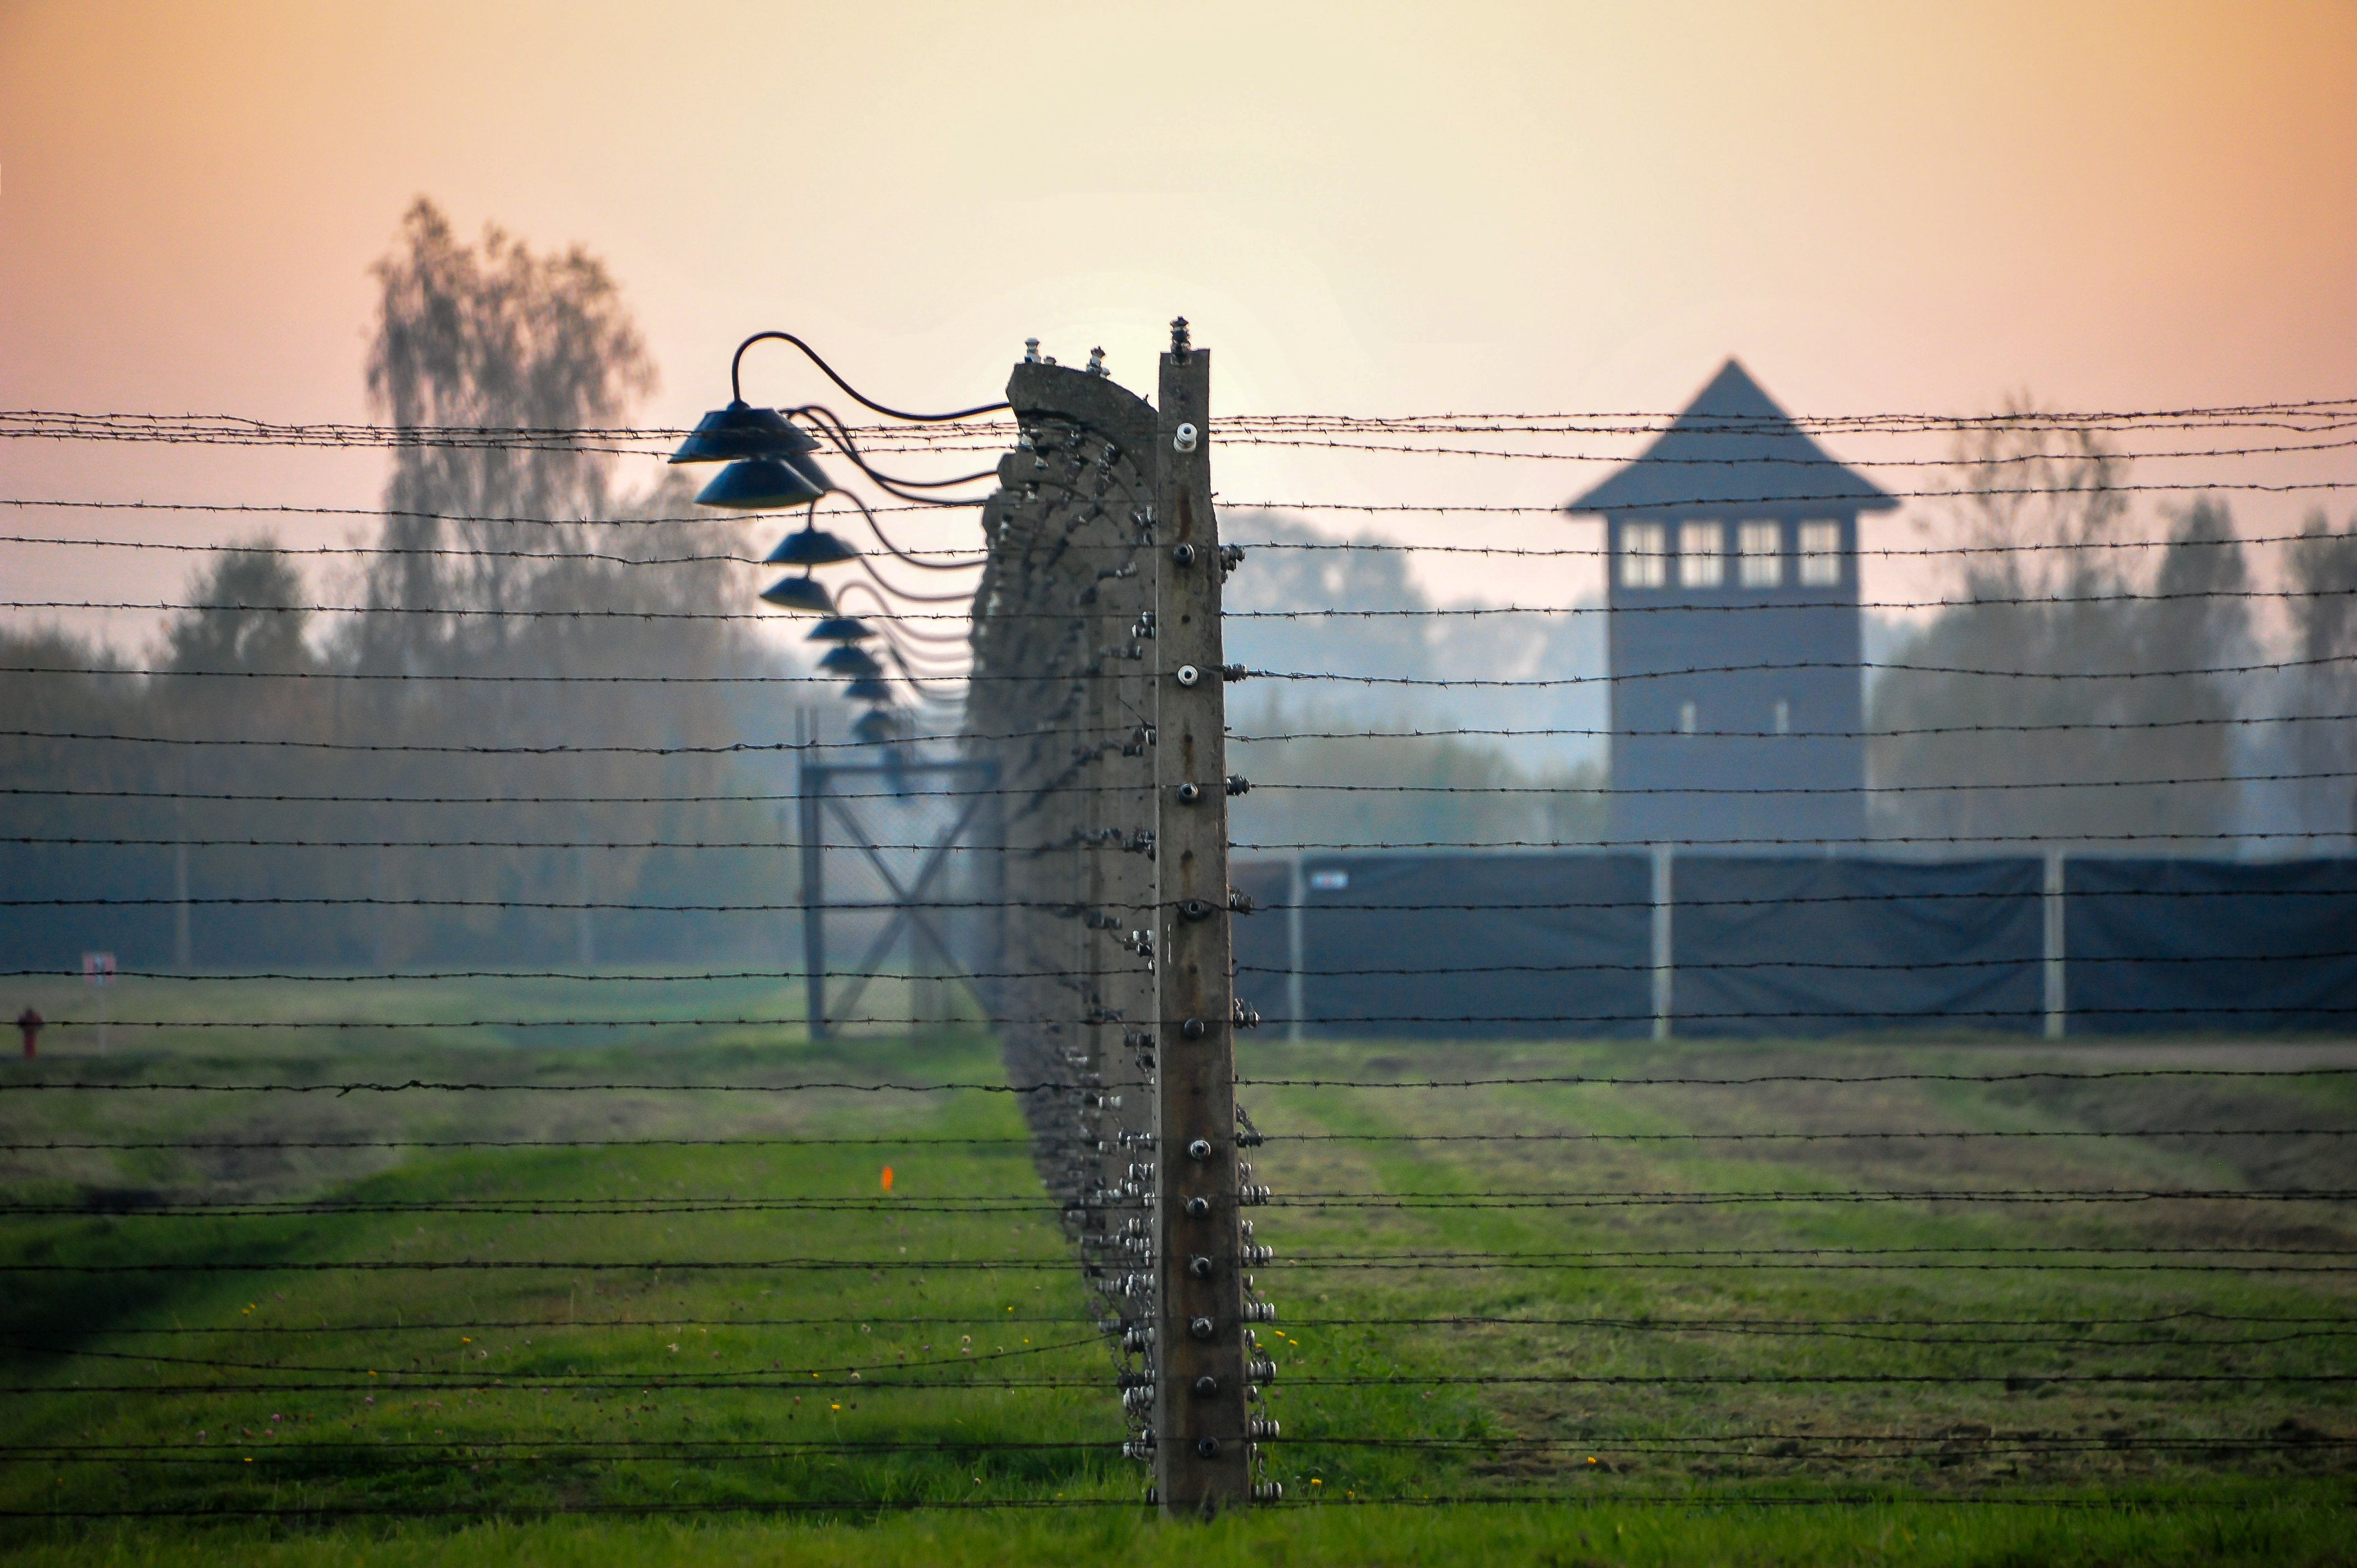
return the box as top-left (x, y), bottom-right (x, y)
top-left (2, 0), bottom-right (2353, 638)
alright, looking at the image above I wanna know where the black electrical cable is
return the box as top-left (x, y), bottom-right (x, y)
top-left (728, 332), bottom-right (1010, 423)
top-left (836, 580), bottom-right (974, 642)
top-left (792, 404), bottom-right (1002, 509)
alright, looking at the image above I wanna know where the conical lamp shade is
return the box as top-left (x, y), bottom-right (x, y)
top-left (852, 709), bottom-right (903, 745)
top-left (784, 452), bottom-right (834, 494)
top-left (669, 401), bottom-right (819, 464)
top-left (817, 644), bottom-right (885, 678)
top-left (757, 574), bottom-right (834, 613)
top-left (765, 527), bottom-right (859, 567)
top-left (843, 675), bottom-right (893, 703)
top-left (697, 457), bottom-right (824, 510)
top-left (806, 616), bottom-right (874, 644)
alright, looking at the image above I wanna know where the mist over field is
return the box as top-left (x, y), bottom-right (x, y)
top-left (4, 7), bottom-right (2357, 1546)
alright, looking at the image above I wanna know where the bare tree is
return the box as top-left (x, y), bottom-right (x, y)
top-left (1870, 406), bottom-right (2252, 849)
top-left (341, 200), bottom-right (778, 967)
top-left (357, 196), bottom-right (657, 657)
top-left (1944, 401), bottom-right (2134, 604)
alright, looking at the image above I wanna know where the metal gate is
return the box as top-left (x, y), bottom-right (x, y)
top-left (797, 754), bottom-right (1004, 1039)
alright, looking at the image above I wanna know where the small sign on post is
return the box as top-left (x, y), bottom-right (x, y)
top-left (83, 952), bottom-right (114, 1054)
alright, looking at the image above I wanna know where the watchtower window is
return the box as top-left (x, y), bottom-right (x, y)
top-left (1678, 521), bottom-right (1725, 587)
top-left (1798, 520), bottom-right (1843, 586)
top-left (1738, 521), bottom-right (1782, 587)
top-left (1618, 522), bottom-right (1667, 588)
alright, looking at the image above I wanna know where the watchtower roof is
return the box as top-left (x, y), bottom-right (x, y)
top-left (1564, 359), bottom-right (1896, 515)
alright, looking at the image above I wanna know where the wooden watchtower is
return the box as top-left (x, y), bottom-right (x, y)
top-left (1565, 360), bottom-right (1895, 849)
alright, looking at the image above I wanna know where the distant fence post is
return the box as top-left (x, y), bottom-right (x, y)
top-left (2043, 850), bottom-right (2066, 1040)
top-left (1650, 844), bottom-right (1674, 1041)
top-left (173, 839), bottom-right (192, 971)
top-left (799, 754), bottom-right (827, 1042)
top-left (1286, 853), bottom-right (1305, 1045)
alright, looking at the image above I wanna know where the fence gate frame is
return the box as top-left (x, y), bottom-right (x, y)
top-left (797, 754), bottom-right (1004, 1040)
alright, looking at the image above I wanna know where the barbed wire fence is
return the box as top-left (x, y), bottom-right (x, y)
top-left (0, 355), bottom-right (2353, 1526)
top-left (962, 335), bottom-right (1275, 1509)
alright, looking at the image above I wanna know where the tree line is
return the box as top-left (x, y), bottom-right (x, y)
top-left (0, 201), bottom-right (806, 972)
top-left (1867, 409), bottom-right (2357, 850)
top-left (6, 200), bottom-right (2351, 977)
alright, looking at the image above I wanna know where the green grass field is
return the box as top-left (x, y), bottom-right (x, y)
top-left (1, 974), bottom-right (2351, 1564)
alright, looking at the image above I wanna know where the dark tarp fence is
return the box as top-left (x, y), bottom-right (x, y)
top-left (1669, 856), bottom-right (2043, 1036)
top-left (1239, 852), bottom-right (2356, 1040)
top-left (1272, 853), bottom-right (1653, 1039)
top-left (1228, 858), bottom-right (1295, 1026)
top-left (2065, 858), bottom-right (2357, 1032)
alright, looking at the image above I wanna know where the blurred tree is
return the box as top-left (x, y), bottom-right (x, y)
top-left (2286, 512), bottom-right (2357, 840)
top-left (1223, 513), bottom-right (1605, 852)
top-left (1869, 406), bottom-right (2252, 848)
top-left (163, 542), bottom-right (311, 674)
top-left (0, 206), bottom-right (801, 973)
top-left (152, 541), bottom-right (326, 966)
top-left (0, 628), bottom-right (160, 968)
top-left (358, 195), bottom-right (657, 646)
top-left (338, 200), bottom-right (773, 968)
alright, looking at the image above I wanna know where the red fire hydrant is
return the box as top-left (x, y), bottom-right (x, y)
top-left (16, 1007), bottom-right (40, 1059)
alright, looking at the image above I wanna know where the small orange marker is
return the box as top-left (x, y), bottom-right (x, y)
top-left (880, 1165), bottom-right (894, 1192)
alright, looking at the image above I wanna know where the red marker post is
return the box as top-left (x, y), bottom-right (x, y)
top-left (14, 1007), bottom-right (39, 1059)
